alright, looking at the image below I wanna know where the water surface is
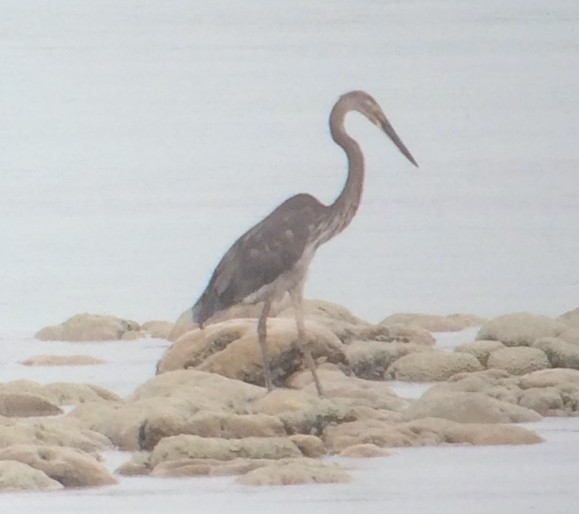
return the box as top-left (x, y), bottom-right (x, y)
top-left (1, 0), bottom-right (578, 334)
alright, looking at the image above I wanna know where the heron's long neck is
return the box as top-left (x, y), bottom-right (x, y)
top-left (319, 106), bottom-right (364, 243)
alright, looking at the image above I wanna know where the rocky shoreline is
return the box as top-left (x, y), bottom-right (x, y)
top-left (1, 301), bottom-right (578, 491)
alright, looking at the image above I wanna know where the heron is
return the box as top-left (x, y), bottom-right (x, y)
top-left (191, 90), bottom-right (418, 397)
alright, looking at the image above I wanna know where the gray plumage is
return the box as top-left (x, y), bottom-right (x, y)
top-left (192, 90), bottom-right (418, 396)
top-left (192, 193), bottom-right (325, 324)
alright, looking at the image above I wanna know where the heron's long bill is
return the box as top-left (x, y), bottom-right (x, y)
top-left (381, 118), bottom-right (418, 167)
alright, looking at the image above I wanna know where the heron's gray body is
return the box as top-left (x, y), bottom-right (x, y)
top-left (192, 187), bottom-right (359, 326)
top-left (190, 91), bottom-right (418, 396)
top-left (192, 194), bottom-right (325, 324)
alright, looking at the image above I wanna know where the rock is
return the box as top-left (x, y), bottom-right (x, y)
top-left (323, 418), bottom-right (414, 451)
top-left (559, 329), bottom-right (579, 346)
top-left (351, 406), bottom-right (404, 424)
top-left (0, 380), bottom-right (56, 403)
top-left (151, 457), bottom-right (295, 479)
top-left (209, 458), bottom-right (277, 477)
top-left (476, 313), bottom-right (568, 347)
top-left (518, 387), bottom-right (566, 416)
top-left (425, 369), bottom-right (521, 406)
top-left (121, 330), bottom-right (148, 341)
top-left (288, 434), bottom-right (326, 458)
top-left (532, 337), bottom-right (579, 369)
top-left (427, 368), bottom-right (579, 416)
top-left (486, 347), bottom-right (550, 375)
top-left (157, 318), bottom-right (347, 389)
top-left (567, 390), bottom-right (579, 413)
top-left (357, 324), bottom-right (436, 346)
top-left (150, 435), bottom-right (302, 468)
top-left (49, 383), bottom-right (121, 407)
top-left (0, 445), bottom-right (117, 488)
top-left (443, 423), bottom-right (543, 445)
top-left (69, 371), bottom-right (271, 451)
top-left (35, 313), bottom-right (141, 341)
top-left (0, 460), bottom-right (63, 492)
top-left (0, 418), bottom-right (113, 452)
top-left (139, 411), bottom-right (287, 451)
top-left (323, 416), bottom-right (541, 451)
top-left (559, 306), bottom-right (579, 329)
top-left (236, 458), bottom-right (350, 486)
top-left (201, 413), bottom-right (286, 439)
top-left (514, 368), bottom-right (579, 416)
top-left (446, 313), bottom-right (488, 328)
top-left (403, 391), bottom-right (541, 423)
top-left (131, 369), bottom-right (264, 407)
top-left (69, 399), bottom-right (191, 451)
top-left (339, 443), bottom-right (390, 458)
top-left (401, 417), bottom-right (542, 446)
top-left (0, 393), bottom-right (62, 417)
top-left (250, 389), bottom-right (332, 418)
top-left (0, 380), bottom-right (121, 406)
top-left (346, 340), bottom-right (434, 380)
top-left (168, 307), bottom-right (198, 342)
top-left (454, 340), bottom-right (506, 366)
top-left (447, 368), bottom-right (513, 384)
top-left (152, 458), bottom-right (221, 477)
top-left (142, 320), bottom-right (174, 339)
top-left (288, 368), bottom-right (408, 412)
top-left (48, 383), bottom-right (121, 405)
top-left (251, 388), bottom-right (356, 436)
top-left (519, 368), bottom-right (579, 389)
top-left (20, 355), bottom-right (106, 366)
top-left (132, 405), bottom-right (204, 451)
top-left (379, 313), bottom-right (484, 332)
top-left (387, 351), bottom-right (483, 382)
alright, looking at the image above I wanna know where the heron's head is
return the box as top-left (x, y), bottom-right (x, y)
top-left (341, 90), bottom-right (418, 167)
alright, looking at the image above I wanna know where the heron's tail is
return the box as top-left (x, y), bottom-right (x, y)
top-left (191, 301), bottom-right (203, 326)
top-left (191, 287), bottom-right (223, 327)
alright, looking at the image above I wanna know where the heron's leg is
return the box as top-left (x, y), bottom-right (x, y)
top-left (289, 289), bottom-right (324, 397)
top-left (257, 297), bottom-right (274, 392)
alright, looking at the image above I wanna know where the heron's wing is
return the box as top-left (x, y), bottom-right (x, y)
top-left (194, 194), bottom-right (326, 323)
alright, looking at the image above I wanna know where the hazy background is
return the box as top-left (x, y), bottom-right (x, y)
top-left (1, 4), bottom-right (578, 512)
top-left (1, 0), bottom-right (578, 335)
